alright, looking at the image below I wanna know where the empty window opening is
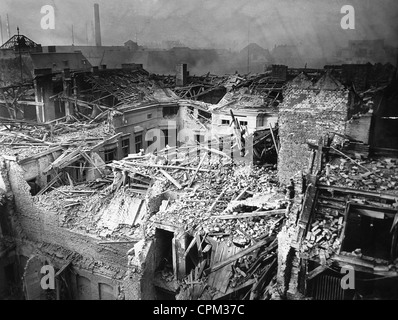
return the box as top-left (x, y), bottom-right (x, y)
top-left (104, 148), bottom-right (117, 164)
top-left (341, 205), bottom-right (398, 261)
top-left (135, 134), bottom-right (143, 153)
top-left (121, 138), bottom-right (130, 158)
top-left (77, 275), bottom-right (92, 300)
top-left (27, 178), bottom-right (41, 196)
top-left (221, 119), bottom-right (230, 125)
top-left (195, 134), bottom-right (204, 144)
top-left (198, 109), bottom-right (211, 119)
top-left (155, 228), bottom-right (174, 273)
top-left (163, 106), bottom-right (179, 117)
top-left (24, 105), bottom-right (37, 121)
top-left (161, 129), bottom-right (170, 147)
top-left (0, 204), bottom-right (11, 236)
top-left (98, 283), bottom-right (114, 300)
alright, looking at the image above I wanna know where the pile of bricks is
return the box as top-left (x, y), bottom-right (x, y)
top-left (300, 213), bottom-right (343, 260)
top-left (319, 157), bottom-right (398, 193)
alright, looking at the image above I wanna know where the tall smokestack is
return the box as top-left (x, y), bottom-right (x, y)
top-left (94, 3), bottom-right (102, 47)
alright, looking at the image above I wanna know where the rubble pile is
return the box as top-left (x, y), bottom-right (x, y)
top-left (300, 210), bottom-right (343, 261)
top-left (35, 184), bottom-right (144, 241)
top-left (119, 147), bottom-right (288, 300)
top-left (319, 157), bottom-right (398, 194)
top-left (145, 158), bottom-right (285, 239)
top-left (0, 118), bottom-right (114, 160)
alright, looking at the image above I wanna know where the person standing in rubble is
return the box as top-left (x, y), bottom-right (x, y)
top-left (287, 178), bottom-right (295, 200)
top-left (285, 178), bottom-right (296, 219)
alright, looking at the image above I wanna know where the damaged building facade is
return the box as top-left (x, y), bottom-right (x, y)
top-left (1, 30), bottom-right (398, 301)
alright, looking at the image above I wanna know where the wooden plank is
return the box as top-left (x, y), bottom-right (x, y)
top-left (195, 233), bottom-right (203, 258)
top-left (188, 155), bottom-right (206, 187)
top-left (213, 209), bottom-right (285, 220)
top-left (159, 169), bottom-right (182, 189)
top-left (199, 146), bottom-right (231, 159)
top-left (89, 132), bottom-right (123, 152)
top-left (184, 236), bottom-right (198, 259)
top-left (98, 240), bottom-right (140, 245)
top-left (214, 278), bottom-right (256, 300)
top-left (55, 260), bottom-right (72, 278)
top-left (36, 172), bottom-right (62, 195)
top-left (80, 151), bottom-right (103, 176)
top-left (172, 237), bottom-right (178, 280)
top-left (307, 265), bottom-right (327, 280)
top-left (207, 186), bottom-right (228, 214)
top-left (204, 236), bottom-right (275, 276)
top-left (118, 162), bottom-right (214, 172)
top-left (196, 260), bottom-right (207, 280)
top-left (234, 186), bottom-right (250, 201)
top-left (249, 258), bottom-right (277, 300)
top-left (208, 242), bottom-right (241, 293)
top-left (18, 146), bottom-right (63, 164)
top-left (269, 123), bottom-right (278, 156)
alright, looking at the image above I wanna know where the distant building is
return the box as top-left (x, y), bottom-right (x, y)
top-left (272, 44), bottom-right (304, 68)
top-left (239, 43), bottom-right (274, 73)
top-left (124, 40), bottom-right (139, 51)
top-left (335, 39), bottom-right (398, 65)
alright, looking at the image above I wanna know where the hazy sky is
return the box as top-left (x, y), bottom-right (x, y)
top-left (1, 0), bottom-right (397, 52)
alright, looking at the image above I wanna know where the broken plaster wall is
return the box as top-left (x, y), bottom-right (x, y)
top-left (276, 195), bottom-right (305, 299)
top-left (278, 89), bottom-right (348, 186)
top-left (5, 159), bottom-right (134, 299)
top-left (20, 151), bottom-right (62, 188)
top-left (123, 239), bottom-right (157, 300)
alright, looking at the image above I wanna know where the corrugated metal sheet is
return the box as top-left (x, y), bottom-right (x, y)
top-left (313, 274), bottom-right (344, 300)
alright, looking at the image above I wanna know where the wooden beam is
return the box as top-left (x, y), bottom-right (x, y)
top-left (212, 209), bottom-right (285, 220)
top-left (207, 186), bottom-right (228, 214)
top-left (249, 258), bottom-right (277, 299)
top-left (269, 123), bottom-right (278, 156)
top-left (159, 169), bottom-right (182, 189)
top-left (306, 265), bottom-right (327, 280)
top-left (203, 236), bottom-right (275, 276)
top-left (116, 161), bottom-right (215, 172)
top-left (188, 155), bottom-right (206, 188)
top-left (98, 240), bottom-right (140, 245)
top-left (213, 278), bottom-right (256, 300)
top-left (55, 260), bottom-right (73, 278)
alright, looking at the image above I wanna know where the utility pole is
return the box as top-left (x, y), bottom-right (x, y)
top-left (247, 20), bottom-right (251, 74)
top-left (6, 14), bottom-right (10, 39)
top-left (72, 24), bottom-right (74, 45)
top-left (0, 16), bottom-right (3, 45)
top-left (85, 22), bottom-right (89, 45)
top-left (17, 26), bottom-right (23, 83)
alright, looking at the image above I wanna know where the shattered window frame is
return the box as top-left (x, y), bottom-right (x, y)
top-left (121, 138), bottom-right (130, 158)
top-left (340, 202), bottom-right (398, 262)
top-left (104, 148), bottom-right (117, 164)
top-left (134, 134), bottom-right (143, 153)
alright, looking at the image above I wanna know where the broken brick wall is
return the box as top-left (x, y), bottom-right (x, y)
top-left (278, 89), bottom-right (348, 186)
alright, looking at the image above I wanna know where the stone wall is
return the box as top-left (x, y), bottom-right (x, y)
top-left (278, 88), bottom-right (348, 185)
